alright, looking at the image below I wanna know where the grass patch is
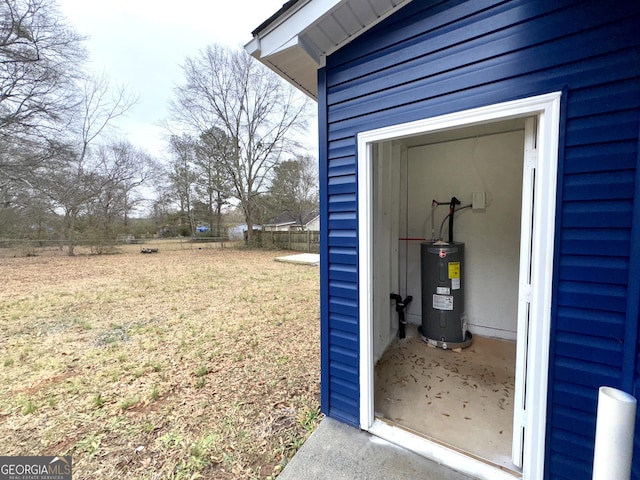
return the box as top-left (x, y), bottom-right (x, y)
top-left (150, 385), bottom-right (160, 401)
top-left (97, 325), bottom-right (129, 345)
top-left (119, 396), bottom-right (140, 410)
top-left (92, 393), bottom-right (105, 409)
top-left (76, 434), bottom-right (103, 457)
top-left (0, 243), bottom-right (320, 479)
top-left (194, 365), bottom-right (208, 377)
top-left (298, 405), bottom-right (322, 433)
top-left (22, 399), bottom-right (37, 415)
top-left (73, 318), bottom-right (92, 330)
top-left (159, 431), bottom-right (184, 450)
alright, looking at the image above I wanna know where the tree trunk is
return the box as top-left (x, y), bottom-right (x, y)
top-left (215, 202), bottom-right (222, 238)
top-left (245, 209), bottom-right (254, 244)
top-left (66, 211), bottom-right (76, 256)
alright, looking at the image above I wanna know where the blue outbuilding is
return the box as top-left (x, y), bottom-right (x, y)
top-left (248, 1), bottom-right (640, 479)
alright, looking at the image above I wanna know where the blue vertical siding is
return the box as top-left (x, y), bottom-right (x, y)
top-left (318, 0), bottom-right (640, 477)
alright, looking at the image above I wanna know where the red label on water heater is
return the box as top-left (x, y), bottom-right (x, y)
top-left (439, 250), bottom-right (446, 258)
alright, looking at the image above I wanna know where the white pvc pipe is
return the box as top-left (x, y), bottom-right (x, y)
top-left (592, 386), bottom-right (637, 480)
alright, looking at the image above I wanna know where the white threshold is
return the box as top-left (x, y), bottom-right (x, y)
top-left (369, 419), bottom-right (521, 480)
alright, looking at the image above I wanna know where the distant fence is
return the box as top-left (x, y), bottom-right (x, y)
top-left (0, 239), bottom-right (63, 252)
top-left (254, 230), bottom-right (320, 253)
top-left (0, 237), bottom-right (239, 257)
top-left (0, 233), bottom-right (318, 256)
top-left (188, 236), bottom-right (230, 244)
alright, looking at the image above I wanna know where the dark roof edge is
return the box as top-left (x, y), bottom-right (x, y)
top-left (251, 0), bottom-right (303, 36)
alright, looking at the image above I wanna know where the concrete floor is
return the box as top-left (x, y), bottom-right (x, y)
top-left (277, 417), bottom-right (474, 480)
top-left (374, 327), bottom-right (518, 471)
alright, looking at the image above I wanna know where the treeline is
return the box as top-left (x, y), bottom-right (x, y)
top-left (1, 0), bottom-right (315, 254)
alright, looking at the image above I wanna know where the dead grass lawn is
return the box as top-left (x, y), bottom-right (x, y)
top-left (0, 241), bottom-right (321, 479)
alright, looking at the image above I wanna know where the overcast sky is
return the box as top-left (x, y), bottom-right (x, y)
top-left (56, 0), bottom-right (314, 159)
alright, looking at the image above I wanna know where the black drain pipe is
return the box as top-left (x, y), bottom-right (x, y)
top-left (390, 293), bottom-right (413, 339)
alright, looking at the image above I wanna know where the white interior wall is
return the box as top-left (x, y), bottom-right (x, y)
top-left (399, 130), bottom-right (525, 340)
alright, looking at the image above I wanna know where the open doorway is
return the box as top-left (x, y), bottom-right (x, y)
top-left (376, 119), bottom-right (525, 472)
top-left (358, 94), bottom-right (561, 480)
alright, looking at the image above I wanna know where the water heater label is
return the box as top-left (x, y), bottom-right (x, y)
top-left (433, 294), bottom-right (454, 311)
top-left (451, 278), bottom-right (461, 290)
top-left (437, 287), bottom-right (450, 295)
top-left (448, 262), bottom-right (460, 279)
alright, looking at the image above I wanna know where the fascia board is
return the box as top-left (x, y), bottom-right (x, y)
top-left (245, 37), bottom-right (261, 57)
top-left (252, 0), bottom-right (342, 59)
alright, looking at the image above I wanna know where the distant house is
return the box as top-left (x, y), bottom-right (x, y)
top-left (248, 2), bottom-right (640, 480)
top-left (228, 223), bottom-right (261, 240)
top-left (263, 211), bottom-right (320, 232)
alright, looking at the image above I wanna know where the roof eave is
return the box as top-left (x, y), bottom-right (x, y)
top-left (246, 0), bottom-right (414, 99)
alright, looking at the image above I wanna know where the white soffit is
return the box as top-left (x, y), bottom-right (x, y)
top-left (246, 0), bottom-right (413, 99)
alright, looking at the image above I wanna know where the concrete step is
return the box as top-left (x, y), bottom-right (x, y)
top-left (278, 417), bottom-right (475, 480)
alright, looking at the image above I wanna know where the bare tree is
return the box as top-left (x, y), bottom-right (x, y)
top-left (150, 183), bottom-right (174, 236)
top-left (72, 73), bottom-right (137, 164)
top-left (35, 74), bottom-right (137, 255)
top-left (0, 0), bottom-right (86, 135)
top-left (167, 133), bottom-right (198, 236)
top-left (268, 155), bottom-right (319, 229)
top-left (170, 45), bottom-right (310, 242)
top-left (0, 0), bottom-right (86, 218)
top-left (0, 172), bottom-right (50, 237)
top-left (92, 140), bottom-right (156, 234)
top-left (194, 127), bottom-right (233, 237)
top-left (36, 142), bottom-right (102, 255)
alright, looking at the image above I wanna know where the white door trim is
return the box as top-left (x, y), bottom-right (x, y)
top-left (512, 116), bottom-right (538, 467)
top-left (357, 92), bottom-right (561, 480)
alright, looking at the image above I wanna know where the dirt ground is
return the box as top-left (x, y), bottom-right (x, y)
top-left (0, 240), bottom-right (321, 479)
